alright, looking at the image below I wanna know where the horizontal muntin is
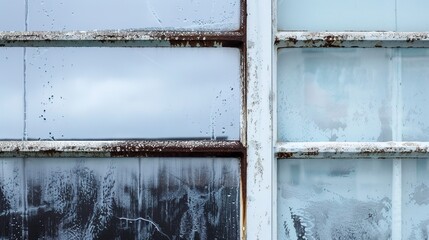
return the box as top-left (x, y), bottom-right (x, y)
top-left (0, 30), bottom-right (244, 47)
top-left (276, 32), bottom-right (429, 48)
top-left (276, 142), bottom-right (429, 158)
top-left (0, 140), bottom-right (245, 158)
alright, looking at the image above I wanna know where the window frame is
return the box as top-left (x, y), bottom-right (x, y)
top-left (0, 0), bottom-right (248, 238)
top-left (246, 0), bottom-right (429, 240)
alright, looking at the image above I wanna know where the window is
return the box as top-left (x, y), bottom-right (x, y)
top-left (245, 1), bottom-right (429, 240)
top-left (0, 0), bottom-right (246, 239)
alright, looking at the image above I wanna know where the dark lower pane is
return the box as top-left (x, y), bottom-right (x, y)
top-left (25, 158), bottom-right (240, 240)
top-left (277, 158), bottom-right (392, 240)
top-left (0, 158), bottom-right (24, 239)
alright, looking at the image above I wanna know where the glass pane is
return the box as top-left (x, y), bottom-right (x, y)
top-left (402, 49), bottom-right (429, 141)
top-left (397, 0), bottom-right (429, 31)
top-left (277, 48), bottom-right (392, 142)
top-left (277, 0), bottom-right (395, 31)
top-left (0, 48), bottom-right (24, 139)
top-left (0, 158), bottom-right (24, 239)
top-left (277, 158), bottom-right (392, 240)
top-left (28, 0), bottom-right (240, 31)
top-left (0, 0), bottom-right (25, 31)
top-left (26, 158), bottom-right (240, 239)
top-left (402, 159), bottom-right (429, 240)
top-left (26, 48), bottom-right (240, 140)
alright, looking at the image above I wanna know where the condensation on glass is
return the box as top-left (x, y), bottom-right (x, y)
top-left (277, 0), bottom-right (429, 31)
top-left (0, 157), bottom-right (240, 239)
top-left (277, 158), bottom-right (392, 240)
top-left (0, 0), bottom-right (25, 31)
top-left (278, 48), bottom-right (429, 142)
top-left (24, 0), bottom-right (240, 31)
top-left (402, 158), bottom-right (429, 240)
top-left (0, 158), bottom-right (24, 239)
top-left (21, 47), bottom-right (240, 140)
top-left (0, 48), bottom-right (24, 139)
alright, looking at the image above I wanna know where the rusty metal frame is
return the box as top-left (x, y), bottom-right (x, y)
top-left (276, 142), bottom-right (429, 159)
top-left (0, 0), bottom-right (249, 238)
top-left (275, 31), bottom-right (429, 48)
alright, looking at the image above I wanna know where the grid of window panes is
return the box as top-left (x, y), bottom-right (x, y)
top-left (276, 1), bottom-right (429, 239)
top-left (0, 1), bottom-right (244, 239)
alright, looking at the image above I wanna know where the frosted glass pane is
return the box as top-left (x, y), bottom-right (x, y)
top-left (0, 158), bottom-right (24, 239)
top-left (277, 0), bottom-right (395, 31)
top-left (26, 158), bottom-right (240, 239)
top-left (26, 48), bottom-right (240, 140)
top-left (0, 0), bottom-right (25, 31)
top-left (0, 48), bottom-right (24, 139)
top-left (402, 49), bottom-right (429, 141)
top-left (277, 158), bottom-right (392, 240)
top-left (28, 0), bottom-right (240, 31)
top-left (397, 0), bottom-right (429, 31)
top-left (277, 49), bottom-right (391, 142)
top-left (403, 159), bottom-right (429, 240)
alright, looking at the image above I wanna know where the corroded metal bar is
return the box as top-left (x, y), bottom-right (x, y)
top-left (276, 142), bottom-right (429, 158)
top-left (0, 31), bottom-right (244, 47)
top-left (0, 140), bottom-right (245, 158)
top-left (276, 32), bottom-right (429, 48)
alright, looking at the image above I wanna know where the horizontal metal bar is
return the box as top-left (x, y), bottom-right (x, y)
top-left (276, 142), bottom-right (429, 159)
top-left (0, 140), bottom-right (245, 158)
top-left (276, 32), bottom-right (429, 48)
top-left (0, 30), bottom-right (244, 47)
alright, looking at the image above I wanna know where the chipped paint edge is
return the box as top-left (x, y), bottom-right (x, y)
top-left (276, 142), bottom-right (429, 158)
top-left (276, 31), bottom-right (429, 48)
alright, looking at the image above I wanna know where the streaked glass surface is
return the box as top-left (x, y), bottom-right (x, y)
top-left (26, 48), bottom-right (240, 140)
top-left (25, 157), bottom-right (240, 239)
top-left (0, 158), bottom-right (24, 239)
top-left (278, 0), bottom-right (429, 31)
top-left (277, 48), bottom-right (392, 142)
top-left (0, 0), bottom-right (25, 31)
top-left (277, 0), bottom-right (395, 31)
top-left (402, 49), bottom-right (429, 141)
top-left (277, 158), bottom-right (392, 240)
top-left (0, 48), bottom-right (24, 139)
top-left (28, 0), bottom-right (240, 31)
top-left (402, 159), bottom-right (429, 240)
top-left (397, 0), bottom-right (429, 31)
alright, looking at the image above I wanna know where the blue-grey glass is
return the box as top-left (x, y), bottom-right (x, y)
top-left (277, 49), bottom-right (392, 142)
top-left (28, 0), bottom-right (240, 31)
top-left (26, 48), bottom-right (240, 140)
top-left (25, 158), bottom-right (240, 239)
top-left (0, 158), bottom-right (24, 239)
top-left (397, 0), bottom-right (429, 31)
top-left (277, 158), bottom-right (392, 240)
top-left (0, 48), bottom-right (24, 139)
top-left (402, 49), bottom-right (429, 141)
top-left (277, 0), bottom-right (395, 31)
top-left (402, 159), bottom-right (429, 240)
top-left (0, 0), bottom-right (25, 31)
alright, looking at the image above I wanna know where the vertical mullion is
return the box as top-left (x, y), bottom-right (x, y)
top-left (246, 0), bottom-right (273, 239)
top-left (391, 48), bottom-right (402, 240)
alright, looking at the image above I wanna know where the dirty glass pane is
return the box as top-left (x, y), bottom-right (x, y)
top-left (277, 0), bottom-right (395, 31)
top-left (0, 158), bottom-right (24, 239)
top-left (25, 158), bottom-right (240, 239)
top-left (0, 0), bottom-right (25, 31)
top-left (0, 48), bottom-right (24, 139)
top-left (277, 48), bottom-right (391, 142)
top-left (26, 48), bottom-right (240, 140)
top-left (397, 0), bottom-right (429, 31)
top-left (402, 49), bottom-right (429, 141)
top-left (277, 158), bottom-right (392, 240)
top-left (402, 159), bottom-right (429, 240)
top-left (28, 0), bottom-right (240, 31)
